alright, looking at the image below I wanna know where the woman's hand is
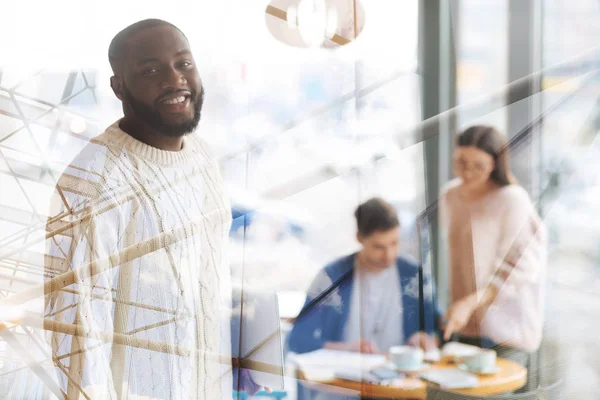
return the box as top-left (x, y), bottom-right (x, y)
top-left (442, 293), bottom-right (479, 341)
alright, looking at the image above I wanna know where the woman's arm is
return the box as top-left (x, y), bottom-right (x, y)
top-left (481, 188), bottom-right (546, 304)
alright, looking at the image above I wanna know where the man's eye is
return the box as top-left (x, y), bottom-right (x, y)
top-left (143, 67), bottom-right (159, 75)
top-left (180, 61), bottom-right (193, 68)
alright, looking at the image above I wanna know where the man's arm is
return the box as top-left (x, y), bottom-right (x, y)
top-left (286, 297), bottom-right (327, 354)
top-left (287, 269), bottom-right (336, 354)
top-left (45, 177), bottom-right (119, 398)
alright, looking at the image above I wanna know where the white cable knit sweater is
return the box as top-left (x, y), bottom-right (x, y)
top-left (45, 121), bottom-right (233, 399)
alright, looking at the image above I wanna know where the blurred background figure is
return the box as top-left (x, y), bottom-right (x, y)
top-left (287, 197), bottom-right (440, 399)
top-left (441, 125), bottom-right (547, 392)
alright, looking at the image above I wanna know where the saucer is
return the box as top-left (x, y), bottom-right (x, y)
top-left (458, 363), bottom-right (499, 375)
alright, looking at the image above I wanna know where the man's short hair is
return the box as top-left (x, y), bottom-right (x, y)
top-left (354, 198), bottom-right (399, 237)
top-left (108, 19), bottom-right (186, 74)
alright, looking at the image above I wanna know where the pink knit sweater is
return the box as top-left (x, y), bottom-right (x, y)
top-left (440, 179), bottom-right (547, 351)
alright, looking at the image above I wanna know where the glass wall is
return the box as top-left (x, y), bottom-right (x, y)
top-left (0, 1), bottom-right (425, 398)
top-left (452, 0), bottom-right (600, 397)
top-left (1, 0), bottom-right (598, 398)
top-left (455, 0), bottom-right (509, 131)
top-left (540, 0), bottom-right (600, 397)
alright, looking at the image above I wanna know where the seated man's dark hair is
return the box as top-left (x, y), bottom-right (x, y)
top-left (354, 197), bottom-right (400, 237)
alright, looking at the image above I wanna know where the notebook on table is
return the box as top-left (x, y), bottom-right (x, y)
top-left (334, 367), bottom-right (381, 384)
top-left (419, 368), bottom-right (478, 389)
top-left (290, 349), bottom-right (387, 382)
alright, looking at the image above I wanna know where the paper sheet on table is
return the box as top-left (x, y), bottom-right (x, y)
top-left (292, 349), bottom-right (386, 369)
top-left (300, 366), bottom-right (338, 382)
top-left (291, 349), bottom-right (387, 381)
top-left (419, 368), bottom-right (478, 389)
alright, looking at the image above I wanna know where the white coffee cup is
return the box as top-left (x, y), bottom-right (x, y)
top-left (461, 349), bottom-right (497, 371)
top-left (389, 345), bottom-right (424, 370)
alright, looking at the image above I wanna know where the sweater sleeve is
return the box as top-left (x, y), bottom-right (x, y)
top-left (286, 269), bottom-right (337, 354)
top-left (45, 164), bottom-right (121, 398)
top-left (487, 187), bottom-right (547, 291)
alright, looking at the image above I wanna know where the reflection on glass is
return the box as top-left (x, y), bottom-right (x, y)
top-left (455, 0), bottom-right (508, 131)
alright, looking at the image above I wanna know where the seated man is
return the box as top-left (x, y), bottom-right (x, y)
top-left (288, 197), bottom-right (441, 357)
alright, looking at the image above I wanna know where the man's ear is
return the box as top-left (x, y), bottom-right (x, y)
top-left (356, 232), bottom-right (364, 245)
top-left (110, 76), bottom-right (124, 101)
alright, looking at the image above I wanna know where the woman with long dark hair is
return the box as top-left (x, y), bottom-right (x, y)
top-left (440, 125), bottom-right (547, 390)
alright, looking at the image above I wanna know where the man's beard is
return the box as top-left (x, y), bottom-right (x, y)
top-left (123, 86), bottom-right (204, 137)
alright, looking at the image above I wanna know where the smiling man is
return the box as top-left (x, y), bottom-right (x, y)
top-left (41, 19), bottom-right (250, 399)
top-left (109, 19), bottom-right (204, 149)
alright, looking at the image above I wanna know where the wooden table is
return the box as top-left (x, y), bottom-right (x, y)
top-left (298, 357), bottom-right (527, 399)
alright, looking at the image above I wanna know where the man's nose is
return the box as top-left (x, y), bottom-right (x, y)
top-left (161, 67), bottom-right (186, 90)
